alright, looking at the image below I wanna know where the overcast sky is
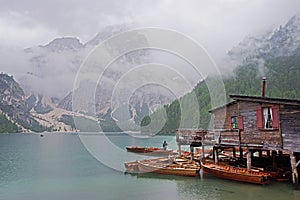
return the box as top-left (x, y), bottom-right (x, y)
top-left (1, 0), bottom-right (300, 67)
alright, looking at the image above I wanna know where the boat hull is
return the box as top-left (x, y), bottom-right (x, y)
top-left (137, 160), bottom-right (200, 177)
top-left (126, 146), bottom-right (173, 156)
top-left (124, 161), bottom-right (139, 173)
top-left (202, 163), bottom-right (271, 184)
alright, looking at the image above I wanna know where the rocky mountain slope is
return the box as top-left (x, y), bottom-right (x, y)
top-left (19, 24), bottom-right (181, 131)
top-left (0, 73), bottom-right (100, 133)
top-left (0, 73), bottom-right (44, 132)
top-left (228, 15), bottom-right (300, 67)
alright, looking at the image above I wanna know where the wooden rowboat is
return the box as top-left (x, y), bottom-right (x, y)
top-left (124, 160), bottom-right (139, 173)
top-left (126, 146), bottom-right (173, 156)
top-left (124, 158), bottom-right (169, 173)
top-left (201, 162), bottom-right (271, 184)
top-left (136, 158), bottom-right (200, 177)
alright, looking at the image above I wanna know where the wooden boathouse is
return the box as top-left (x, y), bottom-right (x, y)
top-left (176, 78), bottom-right (300, 187)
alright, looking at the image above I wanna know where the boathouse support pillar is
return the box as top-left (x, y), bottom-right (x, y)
top-left (267, 150), bottom-right (271, 158)
top-left (272, 150), bottom-right (278, 169)
top-left (247, 149), bottom-right (251, 170)
top-left (239, 147), bottom-right (243, 160)
top-left (259, 150), bottom-right (263, 158)
top-left (190, 146), bottom-right (194, 161)
top-left (178, 144), bottom-right (181, 156)
top-left (233, 147), bottom-right (236, 158)
top-left (202, 142), bottom-right (205, 159)
top-left (290, 152), bottom-right (299, 189)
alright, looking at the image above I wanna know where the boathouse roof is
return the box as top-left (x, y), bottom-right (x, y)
top-left (209, 95), bottom-right (300, 113)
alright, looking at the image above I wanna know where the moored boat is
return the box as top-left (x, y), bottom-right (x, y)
top-left (269, 169), bottom-right (291, 182)
top-left (201, 162), bottom-right (271, 184)
top-left (126, 146), bottom-right (173, 156)
top-left (137, 158), bottom-right (200, 177)
top-left (124, 160), bottom-right (139, 173)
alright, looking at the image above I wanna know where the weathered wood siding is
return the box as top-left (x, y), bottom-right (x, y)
top-left (280, 105), bottom-right (300, 152)
top-left (212, 104), bottom-right (238, 129)
top-left (212, 101), bottom-right (283, 149)
top-left (239, 101), bottom-right (282, 149)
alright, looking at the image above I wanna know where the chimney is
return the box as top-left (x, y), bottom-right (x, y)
top-left (262, 77), bottom-right (267, 97)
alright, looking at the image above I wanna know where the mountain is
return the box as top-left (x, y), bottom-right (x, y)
top-left (85, 24), bottom-right (130, 47)
top-left (42, 37), bottom-right (84, 52)
top-left (0, 73), bottom-right (45, 132)
top-left (22, 24), bottom-right (180, 131)
top-left (0, 73), bottom-right (102, 133)
top-left (0, 24), bottom-right (175, 132)
top-left (228, 15), bottom-right (300, 67)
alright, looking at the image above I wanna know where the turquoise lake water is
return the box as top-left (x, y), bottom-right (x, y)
top-left (0, 133), bottom-right (299, 200)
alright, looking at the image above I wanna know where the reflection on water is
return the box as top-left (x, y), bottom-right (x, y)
top-left (0, 133), bottom-right (299, 200)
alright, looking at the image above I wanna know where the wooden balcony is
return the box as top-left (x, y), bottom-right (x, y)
top-left (176, 129), bottom-right (215, 146)
top-left (176, 129), bottom-right (241, 147)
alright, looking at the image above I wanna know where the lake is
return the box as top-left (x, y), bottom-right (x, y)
top-left (0, 133), bottom-right (299, 200)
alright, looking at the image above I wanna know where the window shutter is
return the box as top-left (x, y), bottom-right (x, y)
top-left (272, 105), bottom-right (279, 129)
top-left (238, 116), bottom-right (244, 130)
top-left (229, 118), bottom-right (232, 130)
top-left (256, 107), bottom-right (263, 130)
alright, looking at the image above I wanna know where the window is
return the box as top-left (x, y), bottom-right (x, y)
top-left (230, 116), bottom-right (243, 130)
top-left (256, 105), bottom-right (279, 130)
top-left (263, 107), bottom-right (273, 129)
top-left (231, 116), bottom-right (238, 130)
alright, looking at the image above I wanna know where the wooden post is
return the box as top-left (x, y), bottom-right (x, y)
top-left (272, 150), bottom-right (278, 169)
top-left (214, 147), bottom-right (219, 164)
top-left (259, 150), bottom-right (263, 158)
top-left (190, 146), bottom-right (194, 161)
top-left (202, 136), bottom-right (205, 159)
top-left (238, 129), bottom-right (242, 160)
top-left (290, 152), bottom-right (299, 189)
top-left (267, 150), bottom-right (271, 158)
top-left (178, 144), bottom-right (181, 156)
top-left (247, 149), bottom-right (252, 170)
top-left (213, 146), bottom-right (215, 162)
top-left (239, 147), bottom-right (243, 160)
top-left (233, 147), bottom-right (236, 158)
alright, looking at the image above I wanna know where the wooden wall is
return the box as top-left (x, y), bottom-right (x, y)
top-left (239, 101), bottom-right (282, 149)
top-left (212, 101), bottom-right (282, 149)
top-left (212, 104), bottom-right (238, 130)
top-left (280, 105), bottom-right (300, 152)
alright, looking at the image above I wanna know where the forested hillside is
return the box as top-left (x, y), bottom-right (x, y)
top-left (142, 54), bottom-right (300, 134)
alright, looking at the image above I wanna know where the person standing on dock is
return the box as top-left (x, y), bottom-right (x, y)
top-left (163, 141), bottom-right (168, 150)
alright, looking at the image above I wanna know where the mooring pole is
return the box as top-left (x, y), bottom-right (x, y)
top-left (272, 150), bottom-right (278, 169)
top-left (190, 146), bottom-right (194, 161)
top-left (213, 147), bottom-right (218, 164)
top-left (290, 152), bottom-right (299, 189)
top-left (202, 136), bottom-right (205, 159)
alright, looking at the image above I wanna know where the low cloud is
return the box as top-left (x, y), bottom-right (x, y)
top-left (1, 0), bottom-right (300, 98)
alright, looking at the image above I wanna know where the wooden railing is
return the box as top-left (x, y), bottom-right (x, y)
top-left (176, 129), bottom-right (216, 146)
top-left (214, 130), bottom-right (240, 146)
top-left (176, 129), bottom-right (239, 146)
top-left (177, 129), bottom-right (283, 149)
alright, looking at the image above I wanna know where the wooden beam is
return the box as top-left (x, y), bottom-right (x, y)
top-left (296, 160), bottom-right (300, 168)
